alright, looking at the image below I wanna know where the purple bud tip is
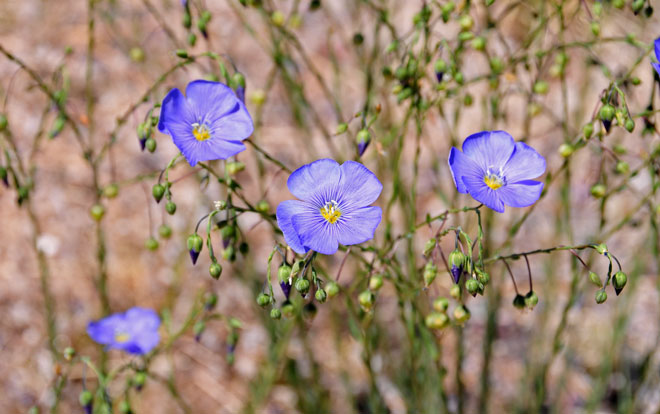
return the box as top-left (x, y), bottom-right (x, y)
top-left (602, 119), bottom-right (612, 133)
top-left (614, 287), bottom-right (623, 296)
top-left (435, 71), bottom-right (444, 83)
top-left (450, 265), bottom-right (462, 284)
top-left (227, 344), bottom-right (236, 354)
top-left (85, 406), bottom-right (93, 414)
top-left (139, 137), bottom-right (147, 151)
top-left (222, 238), bottom-right (231, 249)
top-left (189, 249), bottom-right (200, 265)
top-left (280, 281), bottom-right (291, 299)
top-left (236, 87), bottom-right (245, 104)
top-left (195, 334), bottom-right (201, 342)
top-left (1, 177), bottom-right (8, 187)
top-left (358, 140), bottom-right (370, 157)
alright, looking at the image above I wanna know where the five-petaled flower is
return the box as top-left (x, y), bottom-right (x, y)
top-left (448, 130), bottom-right (546, 213)
top-left (87, 307), bottom-right (161, 355)
top-left (158, 80), bottom-right (254, 166)
top-left (276, 159), bottom-right (382, 255)
top-left (653, 37), bottom-right (660, 77)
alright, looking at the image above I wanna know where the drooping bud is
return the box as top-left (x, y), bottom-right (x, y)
top-left (232, 72), bottom-right (246, 103)
top-left (356, 129), bottom-right (371, 156)
top-left (165, 201), bottom-right (177, 215)
top-left (590, 183), bottom-right (606, 198)
top-left (204, 292), bottom-right (218, 310)
top-left (295, 278), bottom-right (310, 296)
top-left (558, 143), bottom-right (574, 158)
top-left (583, 122), bottom-right (594, 139)
top-left (595, 290), bottom-right (607, 304)
top-left (448, 249), bottom-right (466, 283)
top-left (358, 290), bottom-right (375, 311)
top-left (588, 271), bottom-right (602, 287)
top-left (524, 291), bottom-right (539, 309)
top-left (256, 293), bottom-right (271, 307)
top-left (369, 274), bottom-right (384, 291)
top-left (533, 80), bottom-right (549, 94)
top-left (145, 237), bottom-right (159, 251)
top-left (90, 204), bottom-right (105, 222)
top-left (79, 390), bottom-right (93, 413)
top-left (475, 268), bottom-right (490, 285)
top-left (270, 308), bottom-right (281, 319)
top-left (315, 288), bottom-right (327, 303)
top-left (152, 184), bottom-right (165, 203)
top-left (513, 294), bottom-right (526, 309)
top-left (453, 305), bottom-right (470, 324)
top-left (614, 161), bottom-right (629, 175)
top-left (599, 104), bottom-right (615, 133)
top-left (613, 271), bottom-right (627, 295)
top-left (186, 233), bottom-right (203, 264)
top-left (624, 118), bottom-right (635, 133)
top-left (325, 281), bottom-right (340, 298)
top-left (255, 200), bottom-right (270, 213)
top-left (434, 59), bottom-right (447, 82)
top-left (465, 278), bottom-right (479, 297)
top-left (220, 225), bottom-right (235, 248)
top-left (425, 312), bottom-right (450, 330)
top-left (103, 183), bottom-right (119, 198)
top-left (209, 262), bottom-right (222, 279)
top-left (145, 137), bottom-right (157, 152)
top-left (450, 283), bottom-right (461, 300)
top-left (423, 262), bottom-right (438, 286)
top-left (433, 297), bottom-right (449, 312)
top-left (158, 224), bottom-right (172, 239)
top-left (193, 320), bottom-right (205, 341)
top-left (281, 301), bottom-right (295, 318)
top-left (423, 238), bottom-right (436, 257)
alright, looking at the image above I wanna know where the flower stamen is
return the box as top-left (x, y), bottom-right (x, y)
top-left (320, 200), bottom-right (341, 224)
top-left (484, 168), bottom-right (505, 190)
top-left (114, 331), bottom-right (131, 343)
top-left (192, 123), bottom-right (211, 141)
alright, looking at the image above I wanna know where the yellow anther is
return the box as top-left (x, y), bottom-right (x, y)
top-left (192, 123), bottom-right (211, 141)
top-left (320, 200), bottom-right (341, 224)
top-left (114, 332), bottom-right (131, 343)
top-left (484, 173), bottom-right (503, 190)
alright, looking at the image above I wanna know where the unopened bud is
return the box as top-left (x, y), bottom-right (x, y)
top-left (145, 237), bottom-right (159, 251)
top-left (295, 278), bottom-right (310, 295)
top-left (423, 262), bottom-right (438, 286)
top-left (589, 271), bottom-right (602, 287)
top-left (453, 305), bottom-right (470, 324)
top-left (358, 290), bottom-right (375, 311)
top-left (590, 183), bottom-right (606, 198)
top-left (595, 290), bottom-right (607, 304)
top-left (325, 281), bottom-right (340, 298)
top-left (209, 262), bottom-right (222, 279)
top-left (524, 291), bottom-right (538, 309)
top-left (423, 238), bottom-right (436, 257)
top-left (165, 201), bottom-right (177, 215)
top-left (315, 288), bottom-right (327, 303)
top-left (152, 184), bottom-right (165, 203)
top-left (270, 308), bottom-right (282, 319)
top-left (158, 224), bottom-right (172, 239)
top-left (256, 293), bottom-right (271, 307)
top-left (425, 312), bottom-right (450, 330)
top-left (513, 294), bottom-right (526, 309)
top-left (465, 278), bottom-right (479, 297)
top-left (187, 234), bottom-right (203, 264)
top-left (450, 284), bottom-right (461, 300)
top-left (226, 161), bottom-right (245, 175)
top-left (558, 143), bottom-right (574, 157)
top-left (90, 204), bottom-right (105, 221)
top-left (613, 271), bottom-right (627, 295)
top-left (448, 249), bottom-right (466, 283)
top-left (369, 274), bottom-right (384, 291)
top-left (433, 297), bottom-right (449, 312)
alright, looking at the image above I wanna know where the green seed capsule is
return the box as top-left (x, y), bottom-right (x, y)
top-left (425, 312), bottom-right (449, 330)
top-left (209, 262), bottom-right (222, 279)
top-left (270, 308), bottom-right (282, 319)
top-left (433, 297), bottom-right (449, 312)
top-left (369, 274), bottom-right (384, 291)
top-left (145, 237), bottom-right (159, 251)
top-left (315, 288), bottom-right (327, 303)
top-left (103, 184), bottom-right (119, 198)
top-left (590, 183), bottom-right (606, 198)
top-left (158, 224), bottom-right (172, 239)
top-left (453, 305), bottom-right (470, 323)
top-left (358, 290), bottom-right (375, 311)
top-left (165, 201), bottom-right (177, 215)
top-left (256, 293), bottom-right (271, 307)
top-left (90, 204), bottom-right (105, 221)
top-left (595, 290), bottom-right (607, 304)
top-left (325, 281), bottom-right (340, 298)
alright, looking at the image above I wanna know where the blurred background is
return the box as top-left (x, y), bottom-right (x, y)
top-left (1, 0), bottom-right (660, 413)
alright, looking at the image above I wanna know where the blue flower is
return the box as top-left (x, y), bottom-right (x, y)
top-left (158, 80), bottom-right (254, 166)
top-left (448, 130), bottom-right (546, 213)
top-left (276, 159), bottom-right (382, 255)
top-left (87, 307), bottom-right (161, 355)
top-left (653, 37), bottom-right (660, 77)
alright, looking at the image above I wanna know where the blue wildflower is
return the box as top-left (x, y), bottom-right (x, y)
top-left (448, 130), bottom-right (546, 213)
top-left (653, 37), bottom-right (660, 77)
top-left (276, 159), bottom-right (382, 255)
top-left (158, 80), bottom-right (254, 166)
top-left (87, 307), bottom-right (160, 355)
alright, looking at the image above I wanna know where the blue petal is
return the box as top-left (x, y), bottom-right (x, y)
top-left (502, 142), bottom-right (546, 183)
top-left (338, 161), bottom-right (382, 207)
top-left (462, 130), bottom-right (515, 171)
top-left (335, 206), bottom-right (381, 246)
top-left (276, 200), bottom-right (310, 254)
top-left (498, 180), bottom-right (543, 208)
top-left (655, 37), bottom-right (660, 61)
top-left (125, 307), bottom-right (160, 332)
top-left (87, 314), bottom-right (125, 345)
top-left (448, 147), bottom-right (483, 194)
top-left (287, 159), bottom-right (341, 201)
top-left (180, 138), bottom-right (247, 166)
top-left (158, 88), bottom-right (196, 135)
top-left (460, 173), bottom-right (505, 213)
top-left (291, 211), bottom-right (339, 255)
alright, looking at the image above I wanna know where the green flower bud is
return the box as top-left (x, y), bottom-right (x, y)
top-left (471, 36), bottom-right (486, 51)
top-left (315, 288), bottom-right (327, 303)
top-left (165, 201), bottom-right (177, 215)
top-left (187, 234), bottom-right (203, 253)
top-left (583, 122), bottom-right (594, 139)
top-left (434, 59), bottom-right (447, 75)
top-left (209, 262), bottom-right (222, 279)
top-left (256, 293), bottom-right (271, 307)
top-left (0, 113), bottom-right (8, 131)
top-left (183, 12), bottom-right (192, 28)
top-left (158, 224), bottom-right (172, 239)
top-left (615, 161), bottom-right (629, 175)
top-left (433, 297), bottom-right (449, 312)
top-left (590, 183), bottom-right (606, 198)
top-left (249, 89), bottom-right (266, 106)
top-left (175, 49), bottom-right (189, 59)
top-left (271, 10), bottom-right (285, 26)
top-left (278, 264), bottom-right (292, 282)
top-left (145, 237), bottom-right (159, 251)
top-left (270, 308), bottom-right (282, 319)
top-left (369, 274), bottom-right (384, 291)
top-left (103, 183), bottom-right (119, 198)
top-left (489, 57), bottom-right (504, 75)
top-left (613, 271), bottom-right (627, 295)
top-left (281, 301), bottom-right (295, 318)
top-left (524, 291), bottom-right (538, 309)
top-left (558, 143), bottom-right (574, 158)
top-left (459, 14), bottom-right (473, 31)
top-left (132, 371), bottom-right (146, 388)
top-left (193, 320), bottom-right (205, 340)
top-left (454, 71), bottom-right (465, 85)
top-left (453, 305), bottom-right (470, 324)
top-left (613, 0), bottom-right (624, 8)
top-left (325, 281), bottom-right (340, 298)
top-left (187, 33), bottom-right (197, 47)
top-left (595, 243), bottom-right (608, 255)
top-left (625, 118), bottom-right (635, 133)
top-left (79, 390), bottom-right (93, 407)
top-left (90, 204), bottom-right (105, 221)
top-left (533, 80), bottom-right (549, 94)
top-left (450, 284), bottom-right (461, 300)
top-left (448, 249), bottom-right (466, 283)
top-left (119, 400), bottom-right (132, 414)
top-left (49, 115), bottom-right (66, 138)
top-left (335, 123), bottom-right (348, 134)
top-left (590, 22), bottom-right (600, 37)
top-left (599, 104), bottom-right (615, 121)
top-left (145, 137), bottom-right (157, 152)
top-left (513, 294), bottom-right (526, 309)
top-left (222, 245), bottom-right (235, 261)
top-left (63, 347), bottom-right (76, 361)
top-left (232, 72), bottom-right (246, 89)
top-left (129, 47), bottom-right (145, 63)
top-left (358, 290), bottom-right (375, 311)
top-left (423, 238), bottom-right (437, 257)
top-left (385, 40), bottom-right (398, 53)
top-left (425, 312), bottom-right (450, 330)
top-left (423, 262), bottom-right (438, 286)
top-left (465, 278), bottom-right (479, 296)
top-left (458, 32), bottom-right (474, 42)
top-left (357, 129), bottom-right (370, 144)
top-left (475, 268), bottom-right (490, 285)
top-left (463, 94), bottom-right (473, 106)
top-left (152, 184), bottom-right (165, 203)
top-left (295, 278), bottom-right (310, 295)
top-left (589, 271), bottom-right (602, 287)
top-left (204, 292), bottom-right (218, 310)
top-left (595, 290), bottom-right (607, 304)
top-left (226, 161), bottom-right (245, 175)
top-left (593, 2), bottom-right (603, 15)
top-left (631, 77), bottom-right (641, 85)
top-left (632, 0), bottom-right (644, 13)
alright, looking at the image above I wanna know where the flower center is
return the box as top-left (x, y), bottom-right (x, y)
top-left (114, 331), bottom-right (131, 343)
top-left (320, 200), bottom-right (341, 224)
top-left (192, 123), bottom-right (211, 141)
top-left (483, 168), bottom-right (505, 190)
